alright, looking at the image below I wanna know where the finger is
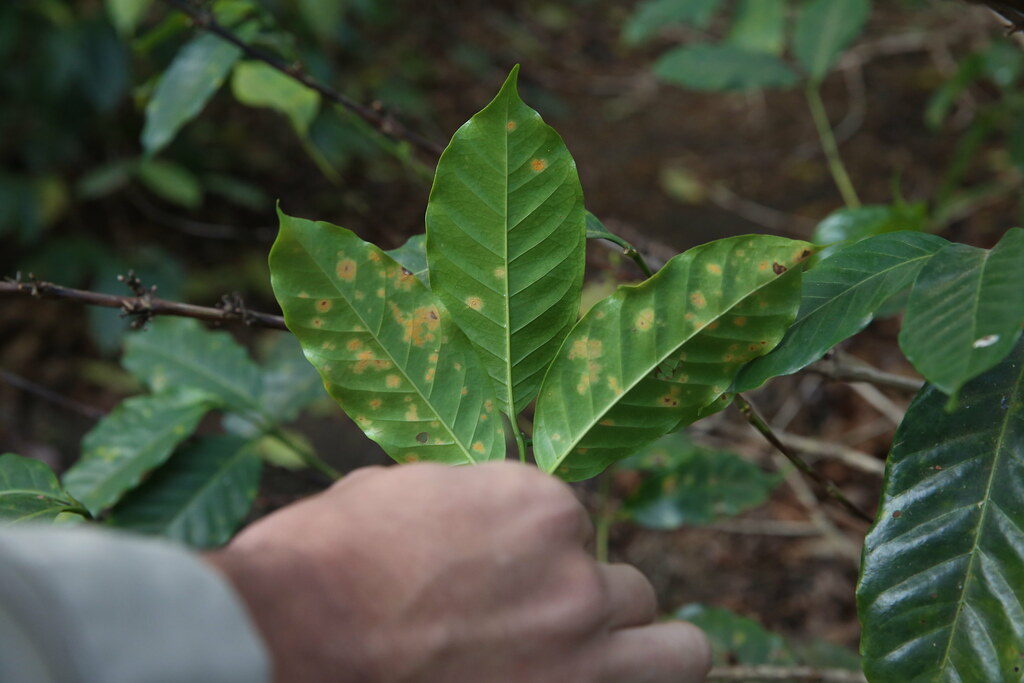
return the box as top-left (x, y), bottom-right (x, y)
top-left (597, 621), bottom-right (711, 683)
top-left (598, 563), bottom-right (658, 629)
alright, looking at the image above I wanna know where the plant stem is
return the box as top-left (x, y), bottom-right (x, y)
top-left (513, 421), bottom-right (528, 464)
top-left (267, 428), bottom-right (341, 480)
top-left (805, 83), bottom-right (861, 209)
top-left (734, 394), bottom-right (873, 524)
top-left (594, 471), bottom-right (612, 563)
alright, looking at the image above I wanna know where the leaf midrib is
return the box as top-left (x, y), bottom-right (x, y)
top-left (548, 268), bottom-right (795, 471)
top-left (936, 357), bottom-right (1024, 676)
top-left (291, 234), bottom-right (479, 465)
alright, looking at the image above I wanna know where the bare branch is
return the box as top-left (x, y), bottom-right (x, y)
top-left (0, 277), bottom-right (287, 331)
top-left (808, 353), bottom-right (924, 393)
top-left (709, 665), bottom-right (866, 682)
top-left (158, 0), bottom-right (444, 158)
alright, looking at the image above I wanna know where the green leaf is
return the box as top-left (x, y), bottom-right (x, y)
top-left (0, 454), bottom-right (75, 525)
top-left (793, 0), bottom-right (870, 83)
top-left (105, 0), bottom-right (154, 36)
top-left (676, 603), bottom-right (861, 669)
top-left (255, 334), bottom-right (326, 421)
top-left (425, 66), bottom-right (585, 416)
top-left (899, 228), bottom-right (1024, 397)
top-left (727, 0), bottom-right (787, 55)
top-left (141, 32), bottom-right (243, 155)
top-left (811, 203), bottom-right (928, 260)
top-left (675, 604), bottom-right (794, 666)
top-left (654, 44), bottom-right (799, 92)
top-left (857, 339), bottom-right (1024, 681)
top-left (620, 434), bottom-right (780, 529)
top-left (534, 235), bottom-right (811, 480)
top-left (122, 318), bottom-right (264, 414)
top-left (270, 209), bottom-right (505, 465)
top-left (385, 233), bottom-right (428, 285)
top-left (135, 158), bottom-right (203, 209)
top-left (230, 60), bottom-right (320, 135)
top-left (734, 232), bottom-right (947, 392)
top-left (623, 0), bottom-right (723, 45)
top-left (109, 436), bottom-right (261, 548)
top-left (63, 389), bottom-right (219, 515)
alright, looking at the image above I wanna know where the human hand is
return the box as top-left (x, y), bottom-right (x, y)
top-left (207, 461), bottom-right (710, 682)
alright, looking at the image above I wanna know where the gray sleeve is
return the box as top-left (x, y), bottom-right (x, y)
top-left (0, 526), bottom-right (271, 683)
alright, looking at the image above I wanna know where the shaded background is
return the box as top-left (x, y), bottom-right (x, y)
top-left (2, 0), bottom-right (1022, 663)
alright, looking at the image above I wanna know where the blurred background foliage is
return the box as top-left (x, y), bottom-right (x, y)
top-left (3, 0), bottom-right (1023, 657)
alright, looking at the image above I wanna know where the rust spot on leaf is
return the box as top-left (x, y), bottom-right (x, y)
top-left (530, 158), bottom-right (548, 172)
top-left (367, 251), bottom-right (381, 263)
top-left (406, 405), bottom-right (419, 421)
top-left (661, 395), bottom-right (679, 407)
top-left (425, 368), bottom-right (435, 381)
top-left (733, 317), bottom-right (747, 327)
top-left (461, 386), bottom-right (469, 396)
top-left (336, 258), bottom-right (357, 281)
top-left (390, 303), bottom-right (441, 346)
top-left (759, 261), bottom-right (769, 271)
top-left (312, 318), bottom-right (323, 328)
top-left (386, 374), bottom-right (401, 388)
top-left (472, 441), bottom-right (486, 454)
top-left (690, 292), bottom-right (706, 309)
top-left (317, 299), bottom-right (332, 312)
top-left (706, 264), bottom-right (722, 274)
top-left (466, 296), bottom-right (484, 311)
top-left (405, 453), bottom-right (419, 462)
top-left (506, 120), bottom-right (516, 132)
top-left (369, 399), bottom-right (382, 410)
top-left (635, 308), bottom-right (655, 331)
top-left (347, 339), bottom-right (362, 351)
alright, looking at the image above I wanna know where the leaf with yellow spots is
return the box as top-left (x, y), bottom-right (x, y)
top-left (270, 209), bottom-right (504, 465)
top-left (534, 235), bottom-right (811, 480)
top-left (63, 387), bottom-right (221, 516)
top-left (425, 65), bottom-right (585, 417)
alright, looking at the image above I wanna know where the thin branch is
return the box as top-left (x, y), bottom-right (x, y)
top-left (735, 395), bottom-right (874, 524)
top-left (777, 432), bottom-right (885, 476)
top-left (158, 0), bottom-right (444, 158)
top-left (0, 370), bottom-right (105, 420)
top-left (708, 665), bottom-right (866, 682)
top-left (804, 83), bottom-right (861, 209)
top-left (807, 353), bottom-right (924, 393)
top-left (0, 276), bottom-right (287, 331)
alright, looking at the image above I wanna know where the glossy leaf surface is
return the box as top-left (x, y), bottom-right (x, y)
top-left (734, 232), bottom-right (947, 392)
top-left (141, 33), bottom-right (243, 155)
top-left (899, 227), bottom-right (1024, 397)
top-left (654, 44), bottom-right (798, 92)
top-left (63, 388), bottom-right (218, 515)
top-left (123, 317), bottom-right (263, 414)
top-left (271, 210), bottom-right (504, 465)
top-left (0, 454), bottom-right (75, 525)
top-left (858, 339), bottom-right (1024, 681)
top-left (110, 436), bottom-right (260, 548)
top-left (426, 66), bottom-right (585, 416)
top-left (793, 0), bottom-right (870, 82)
top-left (535, 235), bottom-right (811, 480)
top-left (620, 434), bottom-right (780, 529)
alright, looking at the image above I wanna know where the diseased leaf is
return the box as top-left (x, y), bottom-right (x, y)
top-left (0, 454), bottom-right (75, 525)
top-left (63, 389), bottom-right (220, 515)
top-left (654, 44), bottom-right (799, 92)
top-left (734, 232), bottom-right (947, 392)
top-left (386, 234), bottom-right (428, 285)
top-left (230, 60), bottom-right (320, 135)
top-left (899, 228), bottom-right (1024, 397)
top-left (122, 318), bottom-right (263, 415)
top-left (793, 0), bottom-right (870, 82)
top-left (535, 235), bottom-right (811, 480)
top-left (141, 32), bottom-right (243, 155)
top-left (270, 209), bottom-right (505, 465)
top-left (109, 435), bottom-right (261, 548)
top-left (857, 339), bottom-right (1024, 681)
top-left (620, 434), bottom-right (780, 529)
top-left (426, 66), bottom-right (585, 416)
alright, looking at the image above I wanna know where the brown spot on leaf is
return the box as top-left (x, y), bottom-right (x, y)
top-left (336, 258), bottom-right (357, 281)
top-left (506, 121), bottom-right (516, 132)
top-left (690, 292), bottom-right (706, 309)
top-left (892, 510), bottom-right (902, 519)
top-left (386, 374), bottom-right (401, 388)
top-left (772, 262), bottom-right (787, 275)
top-left (416, 432), bottom-right (428, 444)
top-left (317, 299), bottom-right (332, 312)
top-left (733, 317), bottom-right (747, 327)
top-left (472, 441), bottom-right (486, 454)
top-left (530, 158), bottom-right (548, 172)
top-left (466, 296), bottom-right (484, 311)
